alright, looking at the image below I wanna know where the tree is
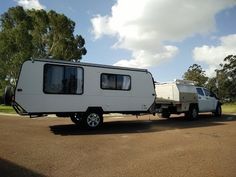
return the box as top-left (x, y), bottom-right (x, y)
top-left (216, 55), bottom-right (236, 101)
top-left (0, 6), bottom-right (87, 89)
top-left (28, 9), bottom-right (87, 59)
top-left (183, 64), bottom-right (208, 87)
top-left (205, 77), bottom-right (218, 94)
top-left (0, 6), bottom-right (33, 86)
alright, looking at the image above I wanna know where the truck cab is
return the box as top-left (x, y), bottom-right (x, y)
top-left (196, 87), bottom-right (221, 115)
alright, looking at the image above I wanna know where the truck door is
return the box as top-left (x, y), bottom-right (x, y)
top-left (203, 88), bottom-right (216, 111)
top-left (196, 87), bottom-right (208, 112)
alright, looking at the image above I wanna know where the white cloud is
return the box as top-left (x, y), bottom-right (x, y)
top-left (193, 34), bottom-right (236, 76)
top-left (91, 0), bottom-right (236, 68)
top-left (15, 0), bottom-right (46, 10)
top-left (114, 45), bottom-right (178, 68)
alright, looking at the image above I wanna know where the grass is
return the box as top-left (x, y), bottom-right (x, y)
top-left (222, 102), bottom-right (236, 114)
top-left (0, 103), bottom-right (235, 114)
top-left (0, 105), bottom-right (15, 114)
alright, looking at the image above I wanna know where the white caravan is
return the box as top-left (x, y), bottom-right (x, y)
top-left (13, 59), bottom-right (156, 128)
top-left (155, 80), bottom-right (222, 119)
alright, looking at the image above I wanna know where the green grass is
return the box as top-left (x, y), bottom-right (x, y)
top-left (0, 105), bottom-right (15, 114)
top-left (0, 103), bottom-right (235, 114)
top-left (222, 102), bottom-right (236, 113)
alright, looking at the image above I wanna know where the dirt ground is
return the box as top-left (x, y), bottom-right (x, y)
top-left (0, 113), bottom-right (236, 177)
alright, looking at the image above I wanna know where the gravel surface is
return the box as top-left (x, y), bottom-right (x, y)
top-left (0, 114), bottom-right (236, 177)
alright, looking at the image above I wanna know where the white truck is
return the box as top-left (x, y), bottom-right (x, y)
top-left (155, 80), bottom-right (222, 119)
top-left (13, 59), bottom-right (156, 128)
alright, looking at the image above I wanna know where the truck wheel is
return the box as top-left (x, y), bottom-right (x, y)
top-left (83, 112), bottom-right (103, 129)
top-left (161, 111), bottom-right (170, 118)
top-left (186, 106), bottom-right (198, 120)
top-left (70, 113), bottom-right (83, 125)
top-left (213, 105), bottom-right (222, 117)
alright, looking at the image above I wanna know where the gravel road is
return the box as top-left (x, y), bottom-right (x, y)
top-left (0, 114), bottom-right (236, 177)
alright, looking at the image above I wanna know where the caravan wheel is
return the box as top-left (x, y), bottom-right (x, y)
top-left (84, 112), bottom-right (103, 129)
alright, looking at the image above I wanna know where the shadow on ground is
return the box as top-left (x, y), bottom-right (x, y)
top-left (0, 158), bottom-right (45, 177)
top-left (50, 114), bottom-right (236, 136)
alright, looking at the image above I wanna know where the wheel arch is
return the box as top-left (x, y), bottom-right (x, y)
top-left (86, 107), bottom-right (104, 114)
top-left (190, 103), bottom-right (199, 111)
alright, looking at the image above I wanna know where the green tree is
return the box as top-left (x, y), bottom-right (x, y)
top-left (0, 6), bottom-right (87, 89)
top-left (0, 6), bottom-right (33, 86)
top-left (28, 9), bottom-right (87, 59)
top-left (183, 64), bottom-right (208, 87)
top-left (206, 77), bottom-right (217, 94)
top-left (216, 55), bottom-right (236, 101)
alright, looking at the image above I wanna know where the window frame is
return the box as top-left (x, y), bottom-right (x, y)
top-left (100, 73), bottom-right (131, 91)
top-left (203, 88), bottom-right (210, 97)
top-left (43, 64), bottom-right (84, 95)
top-left (196, 88), bottom-right (204, 96)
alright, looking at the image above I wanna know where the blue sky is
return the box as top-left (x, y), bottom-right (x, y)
top-left (1, 0), bottom-right (236, 82)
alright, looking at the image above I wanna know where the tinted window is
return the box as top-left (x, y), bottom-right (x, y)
top-left (117, 75), bottom-right (131, 90)
top-left (64, 67), bottom-right (77, 94)
top-left (44, 65), bottom-right (64, 94)
top-left (204, 88), bottom-right (210, 96)
top-left (196, 88), bottom-right (204, 96)
top-left (101, 74), bottom-right (116, 89)
top-left (101, 74), bottom-right (131, 91)
top-left (44, 64), bottom-right (83, 94)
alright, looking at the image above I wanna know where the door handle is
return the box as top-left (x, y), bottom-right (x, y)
top-left (17, 88), bottom-right (23, 92)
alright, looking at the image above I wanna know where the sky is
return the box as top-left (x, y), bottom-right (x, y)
top-left (1, 0), bottom-right (236, 82)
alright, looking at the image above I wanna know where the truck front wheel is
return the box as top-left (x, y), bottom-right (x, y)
top-left (213, 104), bottom-right (222, 117)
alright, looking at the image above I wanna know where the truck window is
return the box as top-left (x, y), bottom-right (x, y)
top-left (44, 64), bottom-right (83, 94)
top-left (196, 88), bottom-right (204, 96)
top-left (203, 88), bottom-right (210, 96)
top-left (101, 74), bottom-right (131, 91)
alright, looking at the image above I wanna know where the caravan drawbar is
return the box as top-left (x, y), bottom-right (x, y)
top-left (13, 59), bottom-right (156, 128)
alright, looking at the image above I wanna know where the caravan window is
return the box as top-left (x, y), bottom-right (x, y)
top-left (101, 74), bottom-right (116, 89)
top-left (101, 73), bottom-right (131, 91)
top-left (44, 64), bottom-right (83, 94)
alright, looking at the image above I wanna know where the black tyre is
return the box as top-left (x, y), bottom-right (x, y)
top-left (70, 113), bottom-right (83, 125)
top-left (161, 111), bottom-right (170, 118)
top-left (213, 104), bottom-right (222, 117)
top-left (83, 112), bottom-right (103, 129)
top-left (186, 106), bottom-right (198, 120)
top-left (4, 86), bottom-right (14, 106)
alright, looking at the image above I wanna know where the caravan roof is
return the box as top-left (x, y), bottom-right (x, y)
top-left (32, 59), bottom-right (148, 73)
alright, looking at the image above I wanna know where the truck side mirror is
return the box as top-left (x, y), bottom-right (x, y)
top-left (210, 91), bottom-right (218, 99)
top-left (210, 91), bottom-right (214, 97)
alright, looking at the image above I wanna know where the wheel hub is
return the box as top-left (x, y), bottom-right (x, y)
top-left (192, 109), bottom-right (198, 119)
top-left (87, 113), bottom-right (100, 127)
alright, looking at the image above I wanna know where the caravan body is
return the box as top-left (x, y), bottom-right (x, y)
top-left (14, 59), bottom-right (155, 116)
